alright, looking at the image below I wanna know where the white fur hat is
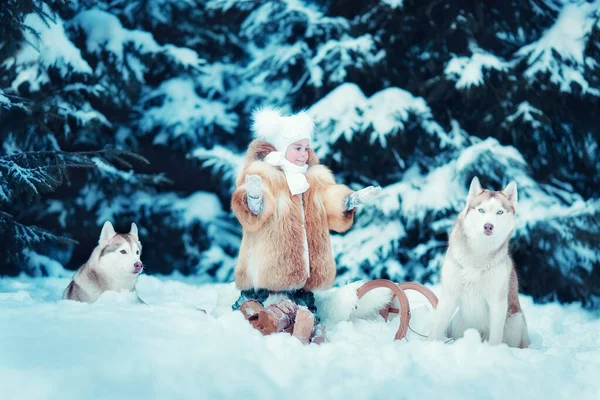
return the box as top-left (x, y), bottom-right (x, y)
top-left (251, 107), bottom-right (314, 152)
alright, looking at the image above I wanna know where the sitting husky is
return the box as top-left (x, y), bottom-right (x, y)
top-left (429, 177), bottom-right (529, 348)
top-left (63, 221), bottom-right (144, 303)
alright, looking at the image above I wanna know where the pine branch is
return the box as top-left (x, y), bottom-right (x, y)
top-left (187, 145), bottom-right (243, 192)
top-left (0, 146), bottom-right (149, 165)
top-left (0, 211), bottom-right (77, 246)
top-left (0, 146), bottom-right (152, 204)
top-left (91, 156), bottom-right (172, 186)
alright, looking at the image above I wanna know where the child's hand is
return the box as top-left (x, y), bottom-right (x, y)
top-left (246, 175), bottom-right (263, 198)
top-left (344, 186), bottom-right (382, 211)
top-left (246, 175), bottom-right (264, 215)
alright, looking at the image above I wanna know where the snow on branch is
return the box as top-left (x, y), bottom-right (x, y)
top-left (244, 42), bottom-right (310, 84)
top-left (455, 137), bottom-right (527, 184)
top-left (188, 145), bottom-right (244, 193)
top-left (240, 1), bottom-right (348, 42)
top-left (515, 198), bottom-right (600, 307)
top-left (309, 35), bottom-right (385, 88)
top-left (4, 3), bottom-right (93, 92)
top-left (69, 8), bottom-right (204, 82)
top-left (0, 211), bottom-right (76, 247)
top-left (91, 157), bottom-right (171, 186)
top-left (137, 78), bottom-right (238, 148)
top-left (0, 90), bottom-right (12, 109)
top-left (516, 2), bottom-right (600, 95)
top-left (0, 146), bottom-right (151, 204)
top-left (0, 158), bottom-right (61, 200)
top-left (310, 83), bottom-right (451, 150)
top-left (21, 248), bottom-right (69, 277)
top-left (504, 102), bottom-right (546, 129)
top-left (445, 43), bottom-right (511, 89)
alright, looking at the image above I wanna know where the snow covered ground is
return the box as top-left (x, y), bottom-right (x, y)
top-left (0, 274), bottom-right (598, 400)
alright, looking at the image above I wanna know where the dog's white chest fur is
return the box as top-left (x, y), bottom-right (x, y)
top-left (446, 258), bottom-right (509, 337)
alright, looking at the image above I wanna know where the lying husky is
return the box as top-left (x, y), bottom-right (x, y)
top-left (429, 177), bottom-right (529, 348)
top-left (63, 221), bottom-right (144, 303)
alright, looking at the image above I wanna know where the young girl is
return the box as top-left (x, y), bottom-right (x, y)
top-left (231, 107), bottom-right (380, 341)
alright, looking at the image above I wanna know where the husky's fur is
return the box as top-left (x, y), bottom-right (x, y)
top-left (429, 177), bottom-right (530, 348)
top-left (63, 221), bottom-right (144, 303)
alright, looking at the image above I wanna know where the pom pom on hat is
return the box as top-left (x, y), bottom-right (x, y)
top-left (252, 107), bottom-right (314, 152)
top-left (252, 107), bottom-right (284, 142)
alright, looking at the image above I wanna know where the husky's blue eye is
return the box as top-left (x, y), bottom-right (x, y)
top-left (120, 250), bottom-right (127, 254)
top-left (497, 210), bottom-right (504, 215)
top-left (478, 208), bottom-right (484, 213)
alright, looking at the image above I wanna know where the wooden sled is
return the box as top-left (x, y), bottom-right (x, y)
top-left (356, 279), bottom-right (438, 341)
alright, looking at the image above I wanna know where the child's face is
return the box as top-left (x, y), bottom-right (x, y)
top-left (285, 139), bottom-right (310, 166)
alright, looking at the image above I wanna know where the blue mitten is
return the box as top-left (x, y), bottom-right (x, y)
top-left (344, 186), bottom-right (382, 211)
top-left (246, 175), bottom-right (263, 215)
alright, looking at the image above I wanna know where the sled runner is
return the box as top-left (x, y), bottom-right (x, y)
top-left (356, 280), bottom-right (438, 341)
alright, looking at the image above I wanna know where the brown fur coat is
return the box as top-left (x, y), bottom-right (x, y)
top-left (232, 140), bottom-right (356, 292)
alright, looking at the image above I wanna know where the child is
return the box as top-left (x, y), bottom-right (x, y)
top-left (231, 107), bottom-right (380, 341)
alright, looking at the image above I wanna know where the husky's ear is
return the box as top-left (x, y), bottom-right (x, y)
top-left (129, 222), bottom-right (139, 239)
top-left (99, 221), bottom-right (116, 244)
top-left (502, 181), bottom-right (518, 206)
top-left (466, 176), bottom-right (483, 205)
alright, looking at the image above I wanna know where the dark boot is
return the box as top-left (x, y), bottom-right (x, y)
top-left (287, 289), bottom-right (317, 315)
top-left (232, 288), bottom-right (270, 310)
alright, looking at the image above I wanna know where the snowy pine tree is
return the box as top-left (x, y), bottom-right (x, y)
top-left (0, 0), bottom-right (598, 307)
top-left (0, 0), bottom-right (240, 279)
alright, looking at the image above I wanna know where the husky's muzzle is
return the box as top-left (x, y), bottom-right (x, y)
top-left (134, 262), bottom-right (144, 273)
top-left (484, 223), bottom-right (494, 236)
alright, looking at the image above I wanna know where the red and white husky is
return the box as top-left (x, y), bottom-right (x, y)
top-left (429, 177), bottom-right (529, 348)
top-left (63, 221), bottom-right (144, 303)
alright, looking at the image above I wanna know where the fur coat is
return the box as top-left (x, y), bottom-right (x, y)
top-left (231, 140), bottom-right (356, 292)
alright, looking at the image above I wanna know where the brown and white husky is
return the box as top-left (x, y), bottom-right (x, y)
top-left (428, 177), bottom-right (529, 348)
top-left (63, 221), bottom-right (144, 303)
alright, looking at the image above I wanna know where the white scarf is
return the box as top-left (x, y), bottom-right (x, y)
top-left (264, 151), bottom-right (309, 195)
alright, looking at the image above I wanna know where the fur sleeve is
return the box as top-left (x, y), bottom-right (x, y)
top-left (231, 162), bottom-right (277, 233)
top-left (323, 183), bottom-right (356, 233)
top-left (308, 165), bottom-right (356, 233)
